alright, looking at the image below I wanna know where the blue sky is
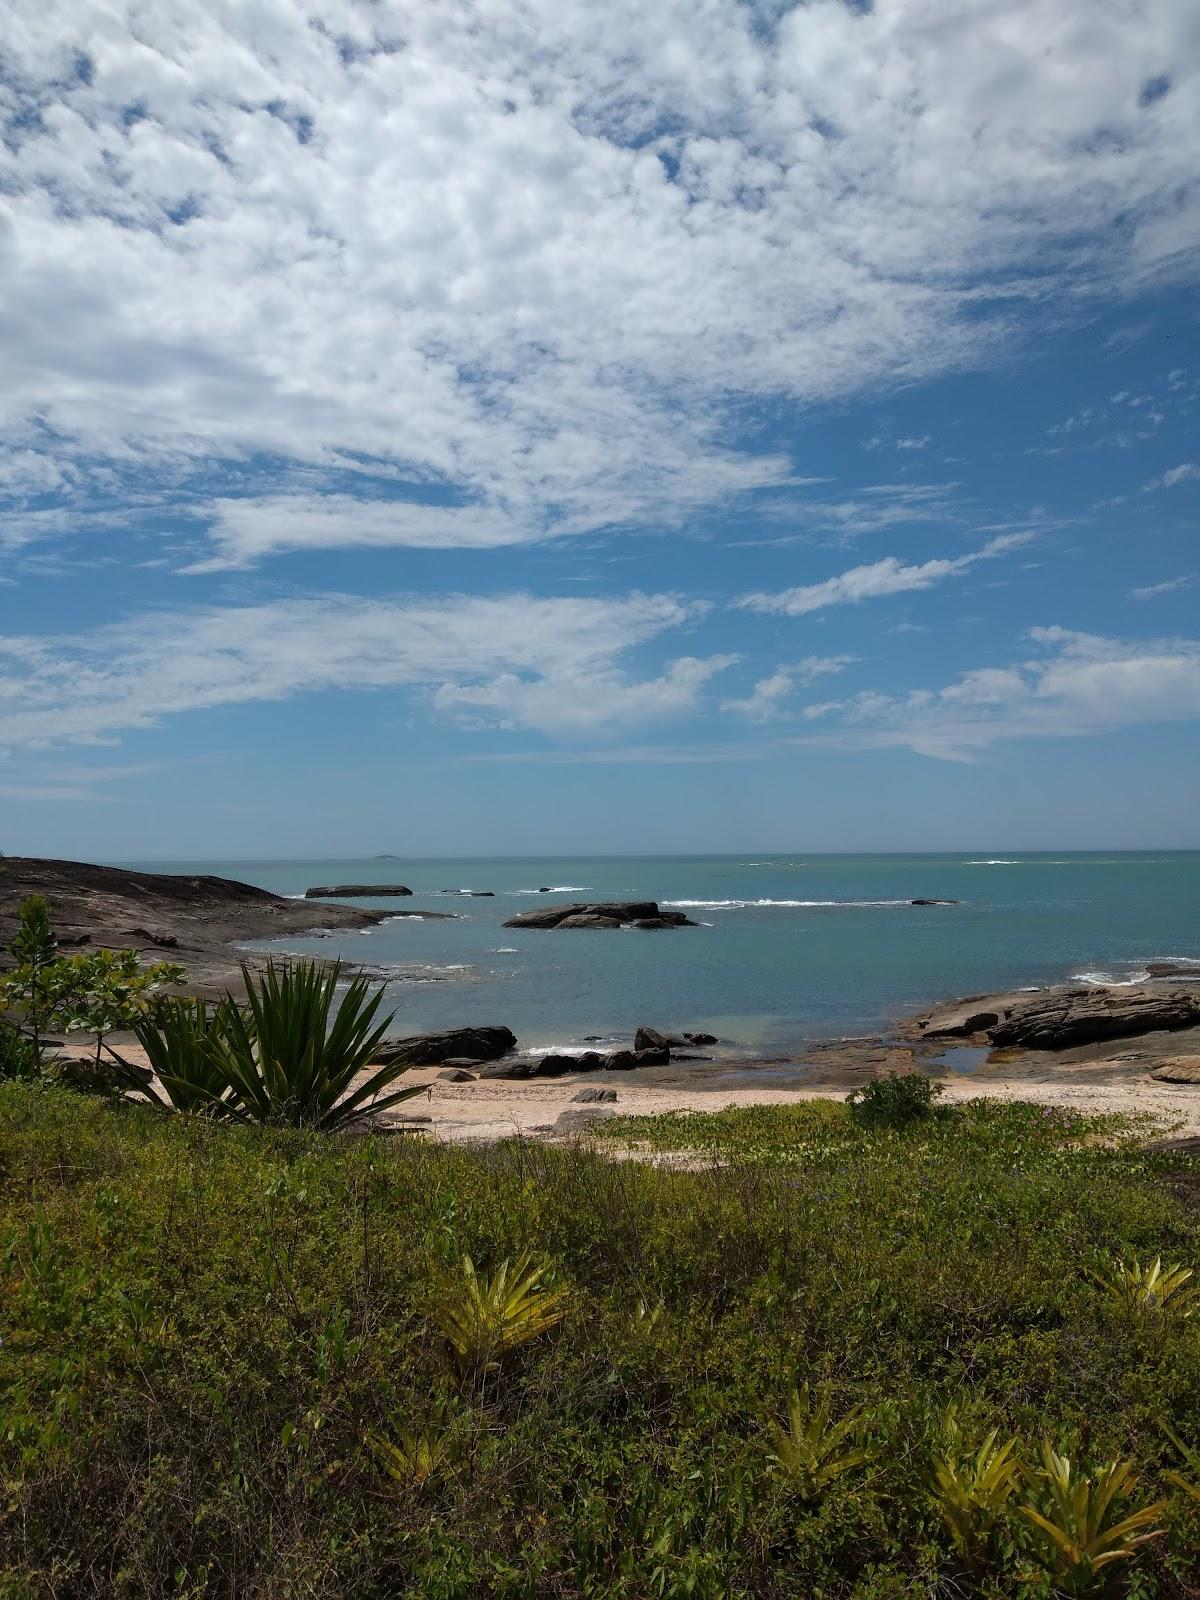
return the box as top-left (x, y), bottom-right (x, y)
top-left (1, 0), bottom-right (1199, 858)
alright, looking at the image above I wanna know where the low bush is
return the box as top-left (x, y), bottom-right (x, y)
top-left (0, 1089), bottom-right (1198, 1596)
top-left (846, 1069), bottom-right (944, 1127)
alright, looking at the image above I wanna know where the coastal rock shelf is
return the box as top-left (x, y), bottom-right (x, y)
top-left (370, 1025), bottom-right (518, 1067)
top-left (919, 983), bottom-right (1200, 1050)
top-left (304, 884), bottom-right (413, 898)
top-left (503, 900), bottom-right (698, 930)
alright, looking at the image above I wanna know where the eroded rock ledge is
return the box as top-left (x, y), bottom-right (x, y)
top-left (917, 982), bottom-right (1200, 1051)
top-left (503, 900), bottom-right (697, 930)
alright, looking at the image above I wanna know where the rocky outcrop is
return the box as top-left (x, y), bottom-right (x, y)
top-left (371, 1025), bottom-right (517, 1066)
top-left (0, 857), bottom-right (394, 998)
top-left (919, 984), bottom-right (1200, 1051)
top-left (503, 901), bottom-right (697, 930)
top-left (911, 898), bottom-right (960, 907)
top-left (572, 1087), bottom-right (617, 1104)
top-left (1149, 1057), bottom-right (1200, 1084)
top-left (305, 884), bottom-right (413, 898)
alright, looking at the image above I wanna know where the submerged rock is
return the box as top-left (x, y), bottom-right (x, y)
top-left (911, 898), bottom-right (960, 907)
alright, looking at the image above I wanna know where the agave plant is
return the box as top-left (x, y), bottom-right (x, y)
top-left (435, 1252), bottom-right (570, 1373)
top-left (118, 996), bottom-right (239, 1113)
top-left (205, 961), bottom-right (423, 1130)
top-left (1088, 1255), bottom-right (1200, 1317)
top-left (928, 1408), bottom-right (1022, 1566)
top-left (1018, 1440), bottom-right (1166, 1592)
top-left (765, 1383), bottom-right (874, 1501)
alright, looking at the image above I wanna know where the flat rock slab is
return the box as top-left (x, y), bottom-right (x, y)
top-left (503, 900), bottom-right (697, 930)
top-left (918, 983), bottom-right (1200, 1051)
top-left (305, 884), bottom-right (413, 898)
top-left (1150, 1056), bottom-right (1200, 1084)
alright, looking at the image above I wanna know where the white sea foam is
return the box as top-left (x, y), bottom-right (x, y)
top-left (1071, 969), bottom-right (1150, 987)
top-left (513, 885), bottom-right (594, 894)
top-left (490, 946), bottom-right (519, 953)
top-left (967, 859), bottom-right (1021, 865)
top-left (663, 897), bottom-right (912, 909)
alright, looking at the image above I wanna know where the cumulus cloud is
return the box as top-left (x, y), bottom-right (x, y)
top-left (798, 627), bottom-right (1200, 760)
top-left (1, 0), bottom-right (1197, 562)
top-left (0, 591), bottom-right (724, 747)
top-left (721, 655), bottom-right (855, 720)
top-left (734, 532), bottom-right (1032, 616)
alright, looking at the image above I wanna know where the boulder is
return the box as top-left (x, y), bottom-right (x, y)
top-left (1149, 1056), bottom-right (1200, 1084)
top-left (502, 900), bottom-right (697, 930)
top-left (371, 1025), bottom-right (517, 1066)
top-left (684, 1031), bottom-right (719, 1046)
top-left (478, 1059), bottom-right (536, 1080)
top-left (533, 1053), bottom-right (583, 1077)
top-left (634, 1026), bottom-right (678, 1053)
top-left (555, 1106), bottom-right (619, 1132)
top-left (437, 1068), bottom-right (478, 1082)
top-left (921, 984), bottom-right (1200, 1051)
top-left (305, 884), bottom-right (413, 898)
top-left (605, 1046), bottom-right (668, 1070)
top-left (911, 898), bottom-right (960, 907)
top-left (572, 1087), bottom-right (617, 1104)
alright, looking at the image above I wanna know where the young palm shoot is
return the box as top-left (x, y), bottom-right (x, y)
top-left (765, 1383), bottom-right (874, 1502)
top-left (1088, 1256), bottom-right (1200, 1317)
top-left (367, 1404), bottom-right (462, 1489)
top-left (1018, 1441), bottom-right (1166, 1592)
top-left (928, 1409), bottom-right (1022, 1567)
top-left (1159, 1419), bottom-right (1200, 1504)
top-left (435, 1252), bottom-right (570, 1373)
top-left (119, 997), bottom-right (238, 1113)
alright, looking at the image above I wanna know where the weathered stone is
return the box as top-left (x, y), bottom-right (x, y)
top-left (502, 900), bottom-right (697, 930)
top-left (555, 1105), bottom-right (619, 1132)
top-left (478, 1059), bottom-right (536, 1080)
top-left (534, 1053), bottom-right (582, 1077)
top-left (437, 1068), bottom-right (478, 1082)
top-left (304, 884), bottom-right (413, 898)
top-left (684, 1031), bottom-right (719, 1046)
top-left (371, 1025), bottom-right (517, 1067)
top-left (572, 1087), bottom-right (617, 1104)
top-left (1149, 1056), bottom-right (1200, 1084)
top-left (920, 984), bottom-right (1200, 1051)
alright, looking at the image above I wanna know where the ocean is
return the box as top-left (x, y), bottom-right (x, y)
top-left (125, 854), bottom-right (1200, 1054)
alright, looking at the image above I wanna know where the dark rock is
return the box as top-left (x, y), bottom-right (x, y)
top-left (534, 1053), bottom-right (582, 1077)
top-left (684, 1031), bottom-right (718, 1046)
top-left (634, 1026), bottom-right (675, 1053)
top-left (605, 1050), bottom-right (639, 1071)
top-left (572, 1087), bottom-right (617, 1104)
top-left (555, 1106), bottom-right (619, 1132)
top-left (371, 1025), bottom-right (517, 1066)
top-left (478, 1059), bottom-right (536, 1080)
top-left (1147, 962), bottom-right (1200, 979)
top-left (123, 927), bottom-right (179, 948)
top-left (305, 884), bottom-right (413, 898)
top-left (538, 887), bottom-right (551, 892)
top-left (503, 899), bottom-right (697, 930)
top-left (631, 918), bottom-right (674, 929)
top-left (437, 1068), bottom-right (478, 1082)
top-left (911, 899), bottom-right (961, 907)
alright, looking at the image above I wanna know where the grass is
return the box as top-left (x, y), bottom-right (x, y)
top-left (1, 1087), bottom-right (1199, 1596)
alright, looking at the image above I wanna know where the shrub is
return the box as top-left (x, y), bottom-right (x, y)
top-left (0, 1019), bottom-right (41, 1083)
top-left (1018, 1441), bottom-right (1166, 1592)
top-left (846, 1070), bottom-right (944, 1128)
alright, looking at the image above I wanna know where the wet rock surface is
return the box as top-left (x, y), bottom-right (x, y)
top-left (371, 1025), bottom-right (517, 1066)
top-left (917, 983), bottom-right (1200, 1051)
top-left (503, 900), bottom-right (697, 930)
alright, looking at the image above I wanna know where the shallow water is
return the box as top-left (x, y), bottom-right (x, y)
top-left (123, 853), bottom-right (1200, 1051)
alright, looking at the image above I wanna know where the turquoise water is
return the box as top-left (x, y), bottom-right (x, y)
top-left (124, 855), bottom-right (1200, 1053)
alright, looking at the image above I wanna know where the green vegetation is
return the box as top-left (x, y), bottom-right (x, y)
top-left (846, 1068), bottom-right (944, 1127)
top-left (121, 962), bottom-right (426, 1130)
top-left (1, 1090), bottom-right (1199, 1596)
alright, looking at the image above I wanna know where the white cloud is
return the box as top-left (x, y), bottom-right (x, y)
top-left (721, 655), bottom-right (855, 721)
top-left (1144, 463), bottom-right (1200, 491)
top-left (0, 591), bottom-right (727, 747)
top-left (796, 627), bottom-right (1200, 760)
top-left (1131, 574), bottom-right (1194, 600)
top-left (1, 0), bottom-right (1197, 561)
top-left (734, 532), bottom-right (1032, 616)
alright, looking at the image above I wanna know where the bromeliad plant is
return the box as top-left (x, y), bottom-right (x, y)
top-left (765, 1383), bottom-right (874, 1502)
top-left (1087, 1255), bottom-right (1200, 1317)
top-left (1017, 1441), bottom-right (1166, 1593)
top-left (927, 1408), bottom-right (1022, 1568)
top-left (435, 1252), bottom-right (570, 1374)
top-left (124, 960), bottom-right (425, 1131)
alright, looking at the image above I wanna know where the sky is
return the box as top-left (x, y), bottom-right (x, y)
top-left (1, 0), bottom-right (1199, 859)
